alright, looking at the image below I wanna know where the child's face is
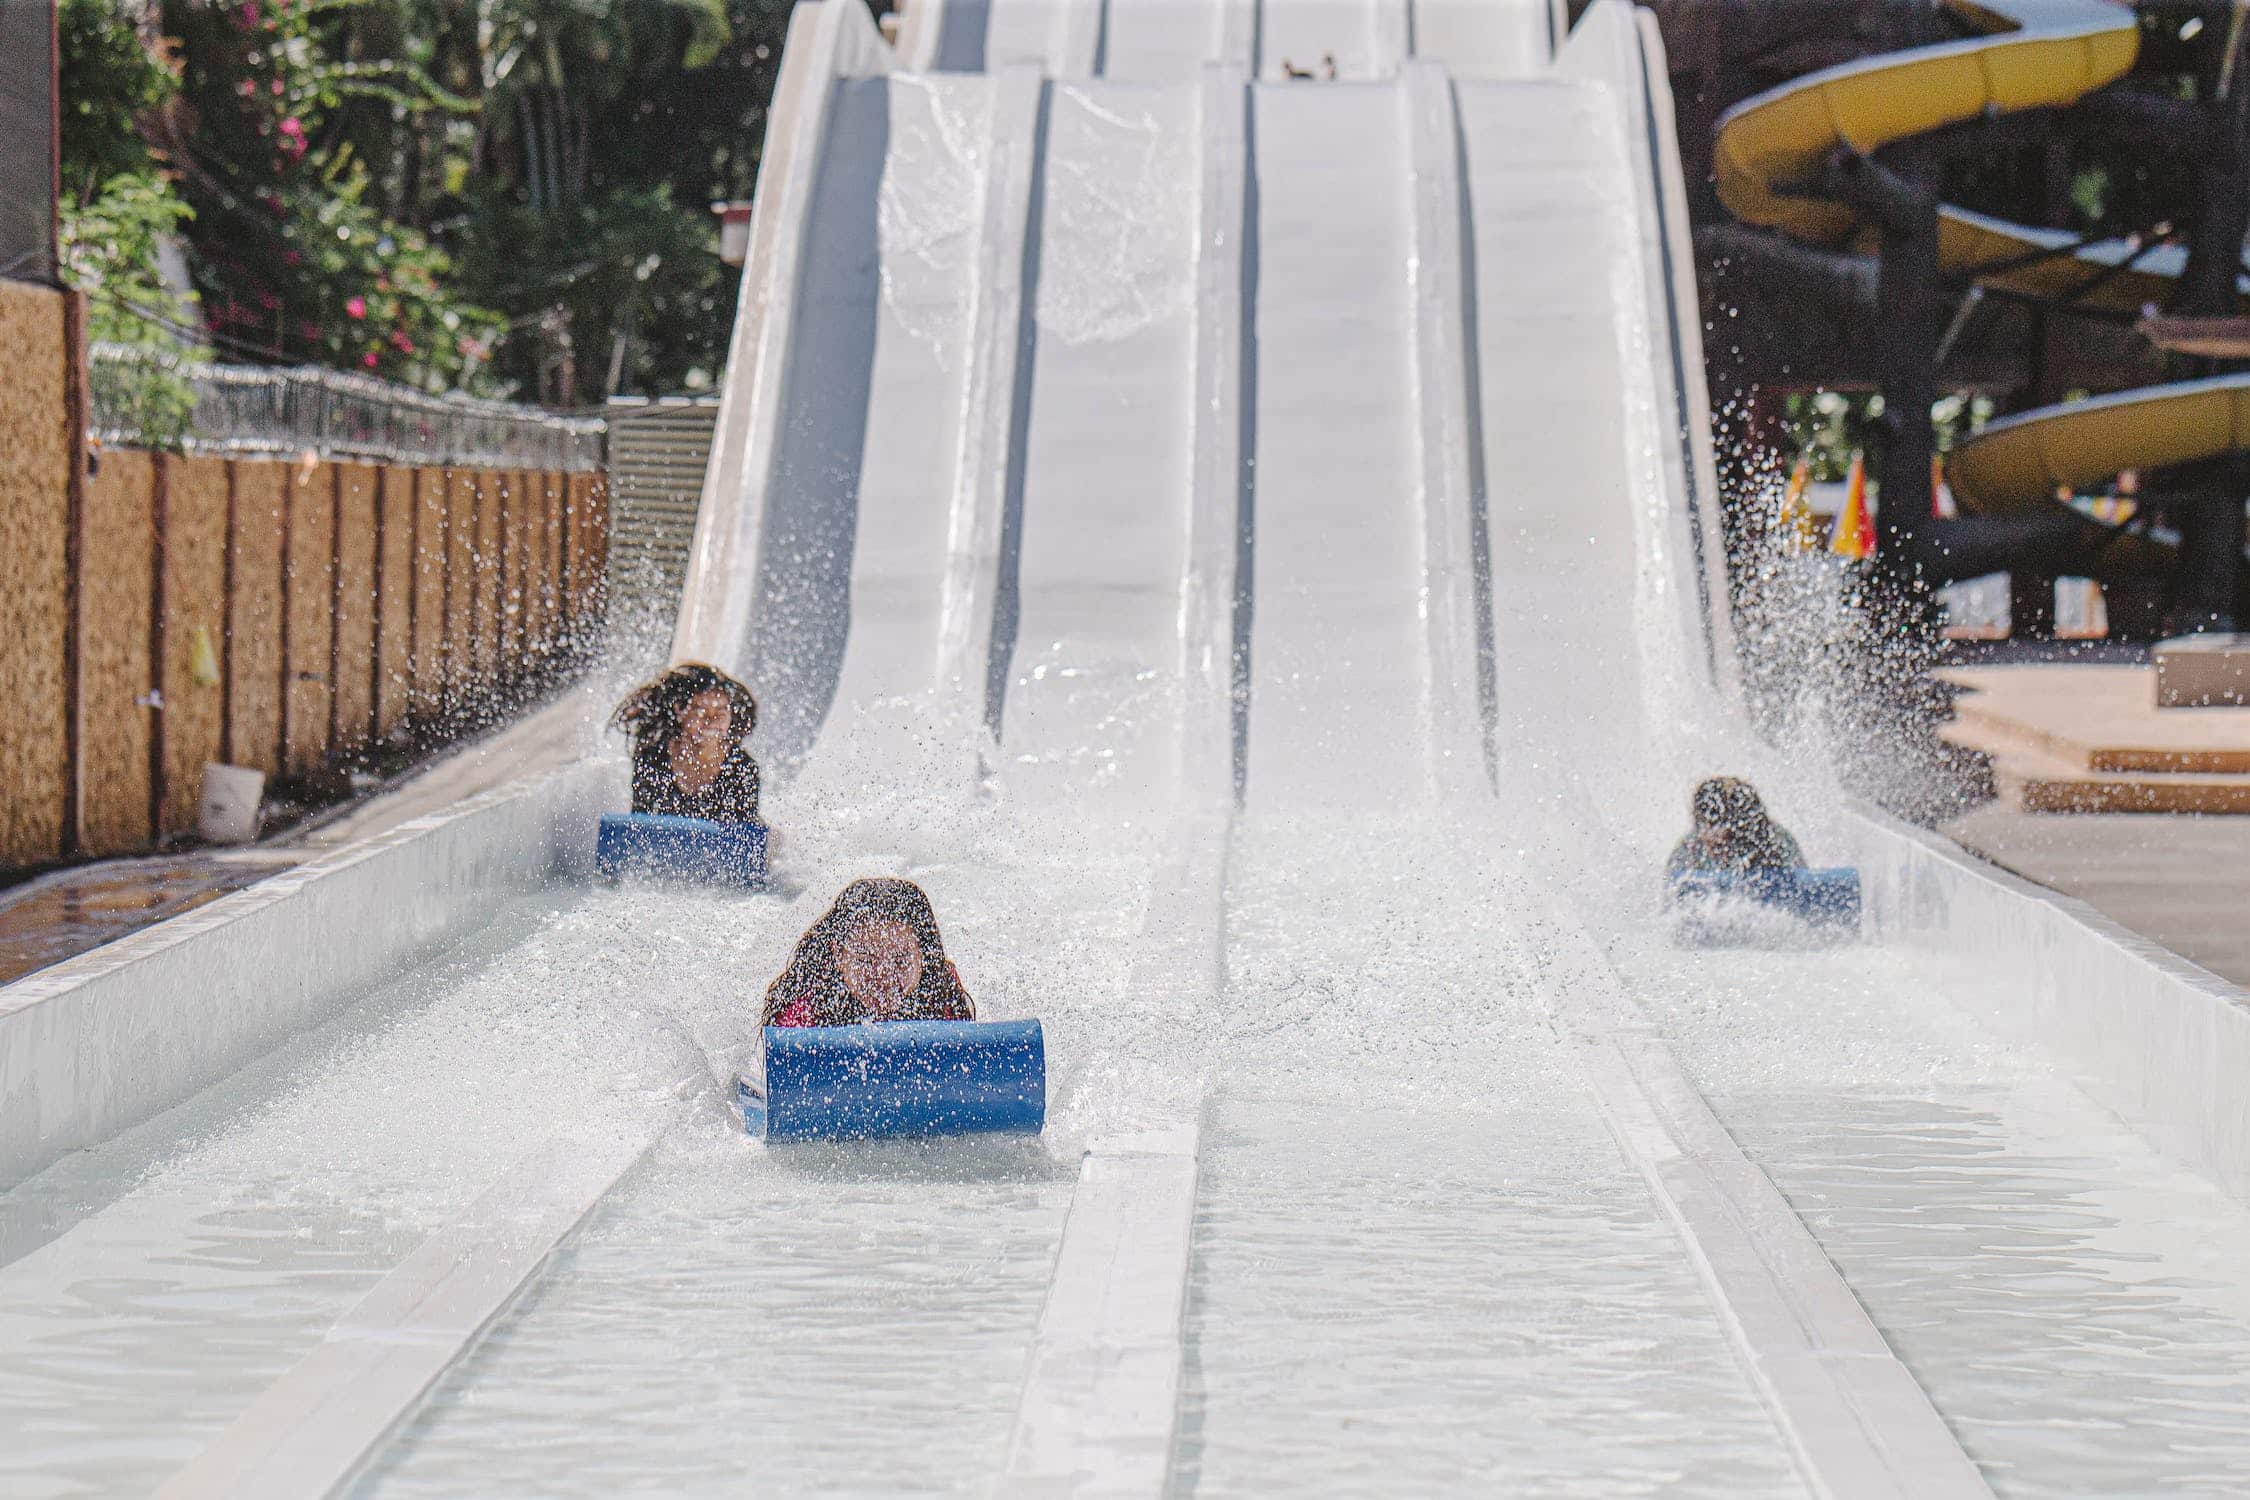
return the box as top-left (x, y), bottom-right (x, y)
top-left (834, 919), bottom-right (924, 1016)
top-left (678, 688), bottom-right (732, 756)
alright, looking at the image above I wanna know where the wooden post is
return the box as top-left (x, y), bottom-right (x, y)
top-left (220, 459), bottom-right (237, 767)
top-left (148, 452), bottom-right (171, 841)
top-left (59, 288), bottom-right (87, 857)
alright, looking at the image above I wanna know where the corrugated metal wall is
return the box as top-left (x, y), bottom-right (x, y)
top-left (0, 3), bottom-right (57, 286)
top-left (604, 399), bottom-right (717, 623)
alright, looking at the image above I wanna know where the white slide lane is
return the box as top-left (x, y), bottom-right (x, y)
top-left (1240, 81), bottom-right (1429, 814)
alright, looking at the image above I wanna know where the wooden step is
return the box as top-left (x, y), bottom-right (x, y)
top-left (1957, 735), bottom-right (2250, 814)
top-left (1941, 664), bottom-right (2250, 774)
top-left (1944, 696), bottom-right (2250, 772)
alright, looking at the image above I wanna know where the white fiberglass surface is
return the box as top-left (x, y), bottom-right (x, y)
top-left (355, 1128), bottom-right (1072, 1499)
top-left (1410, 0), bottom-right (1552, 76)
top-left (976, 0), bottom-right (1066, 74)
top-left (1254, 0), bottom-right (1397, 81)
top-left (1173, 816), bottom-right (1804, 1496)
top-left (0, 886), bottom-right (767, 1500)
top-left (833, 73), bottom-right (991, 704)
top-left (1620, 931), bottom-right (2250, 1494)
top-left (1245, 83), bottom-right (1430, 813)
top-left (1459, 76), bottom-right (1707, 840)
top-left (1000, 81), bottom-right (1198, 817)
top-left (1100, 3), bottom-right (1230, 81)
top-left (747, 74), bottom-right (994, 764)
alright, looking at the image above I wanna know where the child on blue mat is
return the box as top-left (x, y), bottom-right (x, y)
top-left (762, 879), bottom-right (976, 1028)
top-left (1665, 776), bottom-right (1805, 884)
top-left (611, 662), bottom-right (763, 824)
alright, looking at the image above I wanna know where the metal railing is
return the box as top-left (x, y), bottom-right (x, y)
top-left (89, 343), bottom-right (606, 471)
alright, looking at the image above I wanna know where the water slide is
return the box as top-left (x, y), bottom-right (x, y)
top-left (11, 2), bottom-right (2250, 1496)
top-left (1712, 0), bottom-right (2250, 515)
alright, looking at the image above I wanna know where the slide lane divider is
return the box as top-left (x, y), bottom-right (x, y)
top-left (1401, 61), bottom-right (1496, 798)
top-left (1516, 885), bottom-right (1993, 1500)
top-left (148, 1113), bottom-right (685, 1500)
top-left (1003, 1122), bottom-right (1204, 1496)
top-left (938, 63), bottom-right (1046, 746)
top-left (1000, 67), bottom-right (1248, 1496)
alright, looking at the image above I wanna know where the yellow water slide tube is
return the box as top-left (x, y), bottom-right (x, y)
top-left (1715, 0), bottom-right (2250, 516)
top-left (1715, 0), bottom-right (2139, 248)
top-left (1949, 372), bottom-right (2250, 508)
top-left (1713, 1), bottom-right (2155, 314)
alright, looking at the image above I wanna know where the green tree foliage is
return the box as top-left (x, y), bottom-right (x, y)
top-left (444, 0), bottom-right (794, 401)
top-left (63, 173), bottom-right (204, 448)
top-left (154, 0), bottom-right (499, 385)
top-left (60, 0), bottom-right (798, 404)
top-left (57, 0), bottom-right (203, 445)
top-left (58, 0), bottom-right (178, 196)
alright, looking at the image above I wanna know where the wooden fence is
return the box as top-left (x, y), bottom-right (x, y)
top-left (0, 281), bottom-right (610, 871)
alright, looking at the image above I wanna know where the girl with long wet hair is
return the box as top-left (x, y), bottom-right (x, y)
top-left (611, 663), bottom-right (763, 824)
top-left (762, 879), bottom-right (976, 1028)
top-left (1664, 775), bottom-right (1805, 883)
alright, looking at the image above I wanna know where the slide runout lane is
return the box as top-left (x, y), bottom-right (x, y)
top-left (1477, 14), bottom-right (2250, 1491)
top-left (1239, 79), bottom-right (1431, 816)
top-left (343, 794), bottom-right (1169, 1495)
top-left (0, 887), bottom-right (757, 1499)
top-left (1257, 34), bottom-right (1983, 1493)
top-left (316, 64), bottom-right (1233, 1500)
top-left (1002, 70), bottom-right (1248, 1496)
top-left (1175, 817), bottom-right (1808, 1496)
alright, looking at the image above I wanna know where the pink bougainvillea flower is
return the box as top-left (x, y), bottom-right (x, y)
top-left (390, 330), bottom-right (416, 354)
top-left (279, 118), bottom-right (303, 137)
top-left (346, 296), bottom-right (367, 319)
top-left (363, 352), bottom-right (380, 368)
top-left (271, 79), bottom-right (284, 97)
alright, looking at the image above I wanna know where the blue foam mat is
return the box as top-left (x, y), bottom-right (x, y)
top-left (596, 812), bottom-right (768, 888)
top-left (739, 1018), bottom-right (1046, 1141)
top-left (1672, 866), bottom-right (1861, 924)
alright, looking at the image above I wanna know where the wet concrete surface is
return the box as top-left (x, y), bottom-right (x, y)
top-left (0, 687), bottom-right (607, 988)
top-left (0, 857), bottom-right (294, 985)
top-left (1945, 802), bottom-right (2250, 987)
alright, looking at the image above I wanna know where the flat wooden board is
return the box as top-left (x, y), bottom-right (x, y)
top-left (1942, 663), bottom-right (2250, 774)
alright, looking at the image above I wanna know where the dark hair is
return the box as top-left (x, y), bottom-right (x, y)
top-left (1692, 775), bottom-right (1764, 832)
top-left (761, 878), bottom-right (973, 1026)
top-left (611, 663), bottom-right (758, 756)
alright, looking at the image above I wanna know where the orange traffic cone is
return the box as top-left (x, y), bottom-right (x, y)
top-left (1829, 450), bottom-right (1875, 560)
top-left (1777, 453), bottom-right (1822, 551)
top-left (1931, 452), bottom-right (1958, 520)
